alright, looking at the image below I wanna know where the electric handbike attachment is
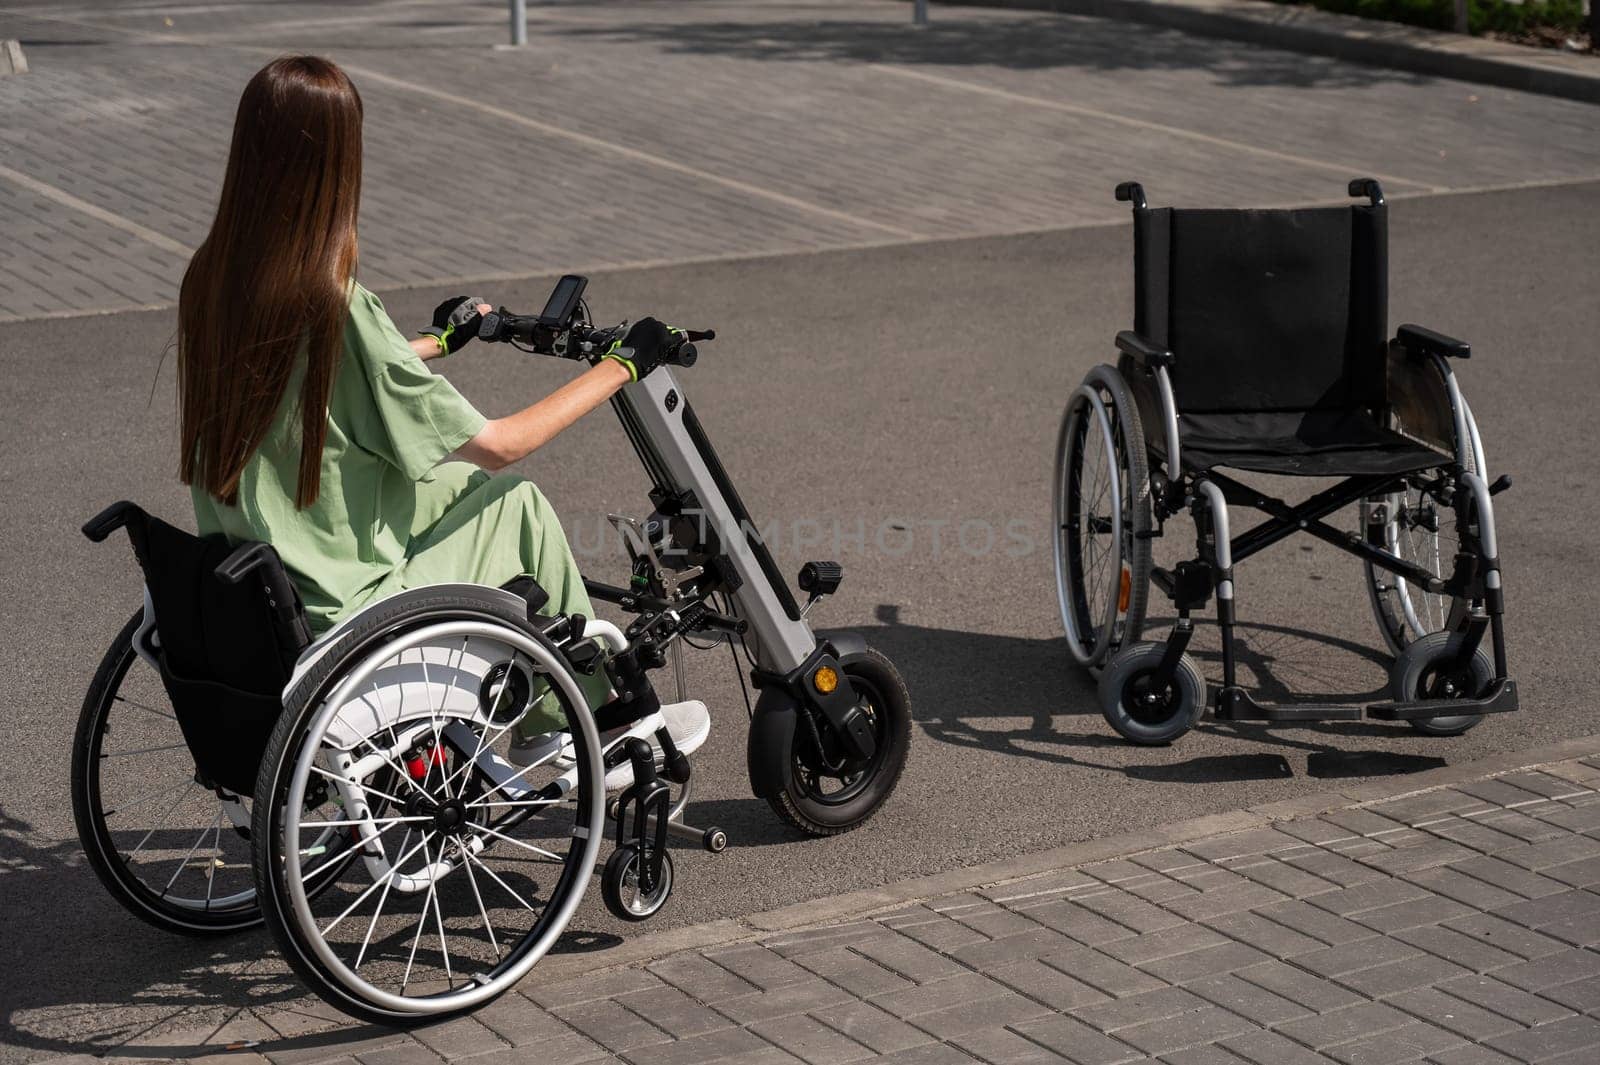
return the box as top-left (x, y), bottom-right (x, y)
top-left (70, 276), bottom-right (910, 1023)
top-left (478, 275), bottom-right (912, 837)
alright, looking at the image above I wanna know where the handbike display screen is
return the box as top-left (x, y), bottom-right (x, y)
top-left (538, 274), bottom-right (587, 327)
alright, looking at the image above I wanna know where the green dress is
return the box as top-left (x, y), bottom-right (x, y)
top-left (193, 282), bottom-right (607, 730)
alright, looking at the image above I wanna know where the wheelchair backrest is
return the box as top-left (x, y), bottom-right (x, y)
top-left (1132, 202), bottom-right (1387, 414)
top-left (83, 501), bottom-right (312, 794)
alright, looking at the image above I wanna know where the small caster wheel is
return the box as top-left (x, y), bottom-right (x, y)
top-left (606, 796), bottom-right (622, 822)
top-left (1391, 630), bottom-right (1492, 737)
top-left (601, 843), bottom-right (674, 922)
top-left (1098, 641), bottom-right (1206, 745)
top-left (703, 827), bottom-right (728, 853)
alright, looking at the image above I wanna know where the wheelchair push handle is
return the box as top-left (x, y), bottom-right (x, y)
top-left (82, 500), bottom-right (142, 543)
top-left (214, 541), bottom-right (278, 585)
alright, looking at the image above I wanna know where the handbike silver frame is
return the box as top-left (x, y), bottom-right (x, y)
top-left (611, 369), bottom-right (820, 674)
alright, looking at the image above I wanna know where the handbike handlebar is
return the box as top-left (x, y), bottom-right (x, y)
top-left (478, 310), bottom-right (713, 370)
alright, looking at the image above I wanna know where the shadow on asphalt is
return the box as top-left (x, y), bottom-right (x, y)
top-left (543, 13), bottom-right (1431, 89)
top-left (845, 607), bottom-right (1456, 785)
top-left (0, 802), bottom-right (615, 1059)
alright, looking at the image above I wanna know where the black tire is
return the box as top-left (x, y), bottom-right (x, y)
top-left (71, 610), bottom-right (264, 935)
top-left (767, 646), bottom-right (911, 837)
top-left (601, 844), bottom-right (674, 922)
top-left (1390, 630), bottom-right (1492, 737)
top-left (251, 589), bottom-right (604, 1024)
top-left (1098, 642), bottom-right (1206, 745)
top-left (1054, 365), bottom-right (1153, 669)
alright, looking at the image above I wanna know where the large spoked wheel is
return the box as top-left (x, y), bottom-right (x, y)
top-left (769, 646), bottom-right (911, 837)
top-left (1390, 630), bottom-right (1492, 737)
top-left (252, 592), bottom-right (605, 1024)
top-left (1054, 365), bottom-right (1152, 669)
top-left (1097, 641), bottom-right (1207, 745)
top-left (1363, 404), bottom-right (1483, 656)
top-left (72, 610), bottom-right (264, 934)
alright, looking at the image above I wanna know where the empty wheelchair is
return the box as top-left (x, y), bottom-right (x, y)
top-left (72, 501), bottom-right (717, 1022)
top-left (1053, 179), bottom-right (1518, 744)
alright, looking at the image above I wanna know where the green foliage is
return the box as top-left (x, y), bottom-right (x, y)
top-left (1274, 0), bottom-right (1588, 36)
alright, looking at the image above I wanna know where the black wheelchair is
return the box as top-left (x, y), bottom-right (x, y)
top-left (1053, 179), bottom-right (1518, 745)
top-left (71, 503), bottom-right (698, 1022)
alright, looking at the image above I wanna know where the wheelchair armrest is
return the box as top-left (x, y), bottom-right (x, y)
top-left (215, 541), bottom-right (277, 585)
top-left (1397, 324), bottom-right (1470, 360)
top-left (82, 501), bottom-right (142, 543)
top-left (1115, 330), bottom-right (1174, 371)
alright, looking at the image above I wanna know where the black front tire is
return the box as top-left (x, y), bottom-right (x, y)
top-left (767, 646), bottom-right (911, 837)
top-left (601, 844), bottom-right (674, 922)
top-left (1098, 641), bottom-right (1206, 745)
top-left (1391, 630), bottom-right (1492, 737)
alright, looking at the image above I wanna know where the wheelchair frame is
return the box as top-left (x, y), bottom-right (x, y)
top-left (1064, 179), bottom-right (1519, 735)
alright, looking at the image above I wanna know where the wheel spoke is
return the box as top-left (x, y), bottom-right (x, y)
top-left (112, 694), bottom-right (177, 722)
top-left (466, 743), bottom-right (565, 806)
top-left (467, 797), bottom-right (569, 812)
top-left (321, 830), bottom-right (436, 937)
top-left (460, 843), bottom-right (500, 960)
top-left (354, 828), bottom-right (410, 971)
top-left (401, 837), bottom-right (442, 993)
top-left (125, 783), bottom-right (197, 859)
top-left (162, 820), bottom-right (216, 896)
top-left (354, 705), bottom-right (436, 804)
top-left (203, 807), bottom-right (222, 911)
top-left (309, 764), bottom-right (410, 809)
top-left (469, 822), bottom-right (564, 863)
top-left (428, 837), bottom-right (455, 988)
top-left (298, 815), bottom-right (433, 830)
top-left (102, 742), bottom-right (189, 759)
top-left (467, 850), bottom-right (539, 912)
top-left (106, 778), bottom-right (191, 821)
top-left (420, 658), bottom-right (455, 801)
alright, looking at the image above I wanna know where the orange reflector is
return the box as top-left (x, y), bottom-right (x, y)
top-left (813, 665), bottom-right (839, 694)
top-left (1118, 566), bottom-right (1132, 612)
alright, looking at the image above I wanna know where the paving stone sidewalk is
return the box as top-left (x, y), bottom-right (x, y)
top-left (95, 752), bottom-right (1600, 1065)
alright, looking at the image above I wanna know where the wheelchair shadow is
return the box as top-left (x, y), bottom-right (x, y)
top-left (0, 804), bottom-right (619, 1059)
top-left (844, 606), bottom-right (1450, 786)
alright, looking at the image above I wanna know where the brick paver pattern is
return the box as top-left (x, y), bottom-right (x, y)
top-left (4, 0), bottom-right (1600, 321)
top-left (123, 756), bottom-right (1600, 1065)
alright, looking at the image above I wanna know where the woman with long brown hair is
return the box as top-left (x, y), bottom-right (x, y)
top-left (180, 55), bottom-right (704, 768)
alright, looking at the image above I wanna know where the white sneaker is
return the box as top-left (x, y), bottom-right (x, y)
top-left (603, 700), bottom-right (711, 792)
top-left (506, 700), bottom-right (711, 793)
top-left (506, 730), bottom-right (565, 769)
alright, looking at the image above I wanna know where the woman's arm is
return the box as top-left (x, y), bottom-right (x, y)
top-left (412, 335), bottom-right (448, 360)
top-left (453, 358), bottom-right (632, 471)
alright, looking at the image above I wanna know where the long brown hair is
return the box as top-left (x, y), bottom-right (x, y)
top-left (179, 55), bottom-right (363, 508)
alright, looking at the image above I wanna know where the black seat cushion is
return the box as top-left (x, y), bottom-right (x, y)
top-left (1172, 409), bottom-right (1448, 476)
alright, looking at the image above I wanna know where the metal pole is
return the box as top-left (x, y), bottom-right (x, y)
top-left (510, 0), bottom-right (527, 46)
top-left (913, 0), bottom-right (928, 26)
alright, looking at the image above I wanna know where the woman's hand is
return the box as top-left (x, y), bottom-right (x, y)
top-left (418, 297), bottom-right (492, 358)
top-left (600, 317), bottom-right (676, 382)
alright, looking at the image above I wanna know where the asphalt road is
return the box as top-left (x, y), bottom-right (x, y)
top-left (3, 179), bottom-right (1599, 1058)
